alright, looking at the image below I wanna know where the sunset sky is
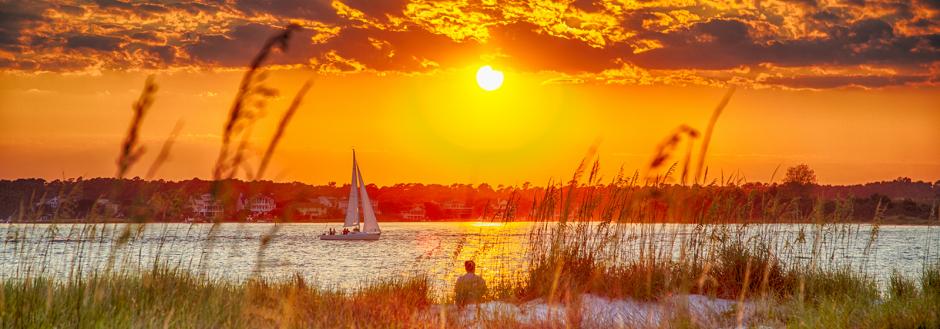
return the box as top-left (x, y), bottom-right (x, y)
top-left (1, 0), bottom-right (938, 186)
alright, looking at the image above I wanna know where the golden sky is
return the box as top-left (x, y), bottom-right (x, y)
top-left (0, 0), bottom-right (938, 185)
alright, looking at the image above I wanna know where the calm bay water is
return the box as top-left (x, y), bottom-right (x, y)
top-left (2, 222), bottom-right (938, 296)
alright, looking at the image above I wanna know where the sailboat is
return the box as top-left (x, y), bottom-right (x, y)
top-left (320, 150), bottom-right (381, 241)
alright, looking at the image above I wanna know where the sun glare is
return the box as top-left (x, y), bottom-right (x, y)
top-left (470, 221), bottom-right (506, 227)
top-left (475, 65), bottom-right (504, 91)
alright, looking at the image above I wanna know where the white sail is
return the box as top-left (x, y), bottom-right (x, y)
top-left (357, 163), bottom-right (380, 233)
top-left (343, 151), bottom-right (360, 227)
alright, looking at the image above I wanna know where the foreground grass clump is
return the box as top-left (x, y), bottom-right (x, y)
top-left (0, 267), bottom-right (430, 329)
top-left (507, 208), bottom-right (939, 328)
top-left (781, 264), bottom-right (940, 329)
top-left (244, 275), bottom-right (429, 328)
top-left (3, 265), bottom-right (938, 329)
top-left (517, 221), bottom-right (794, 302)
top-left (1, 268), bottom-right (244, 328)
top-left (520, 239), bottom-right (787, 302)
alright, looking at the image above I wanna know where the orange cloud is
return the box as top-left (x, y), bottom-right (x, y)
top-left (0, 0), bottom-right (936, 89)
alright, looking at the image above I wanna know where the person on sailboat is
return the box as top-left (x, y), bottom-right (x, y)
top-left (318, 150), bottom-right (382, 241)
top-left (455, 260), bottom-right (487, 306)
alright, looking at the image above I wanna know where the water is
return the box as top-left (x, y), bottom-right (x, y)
top-left (2, 222), bottom-right (938, 296)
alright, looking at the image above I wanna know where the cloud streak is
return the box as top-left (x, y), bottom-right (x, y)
top-left (1, 0), bottom-right (937, 89)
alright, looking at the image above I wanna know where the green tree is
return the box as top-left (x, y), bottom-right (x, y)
top-left (783, 164), bottom-right (817, 198)
top-left (784, 164), bottom-right (817, 186)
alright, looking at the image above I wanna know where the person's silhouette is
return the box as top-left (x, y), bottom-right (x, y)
top-left (454, 260), bottom-right (487, 306)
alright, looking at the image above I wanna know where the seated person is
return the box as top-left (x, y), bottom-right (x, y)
top-left (454, 260), bottom-right (487, 306)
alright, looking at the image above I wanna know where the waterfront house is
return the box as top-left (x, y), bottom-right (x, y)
top-left (401, 204), bottom-right (426, 220)
top-left (441, 200), bottom-right (473, 218)
top-left (238, 194), bottom-right (276, 216)
top-left (190, 193), bottom-right (223, 218)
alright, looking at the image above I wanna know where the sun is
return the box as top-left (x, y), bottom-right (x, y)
top-left (475, 65), bottom-right (504, 91)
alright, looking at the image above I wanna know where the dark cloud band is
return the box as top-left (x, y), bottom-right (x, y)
top-left (0, 0), bottom-right (937, 89)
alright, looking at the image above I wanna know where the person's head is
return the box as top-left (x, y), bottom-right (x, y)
top-left (464, 260), bottom-right (476, 273)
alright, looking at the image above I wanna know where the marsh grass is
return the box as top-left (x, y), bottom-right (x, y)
top-left (1, 265), bottom-right (431, 329)
top-left (778, 263), bottom-right (940, 328)
top-left (510, 195), bottom-right (939, 327)
top-left (214, 24), bottom-right (302, 182)
top-left (116, 76), bottom-right (157, 179)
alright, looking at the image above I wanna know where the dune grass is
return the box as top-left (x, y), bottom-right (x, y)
top-left (472, 134), bottom-right (939, 327)
top-left (777, 266), bottom-right (940, 328)
top-left (1, 265), bottom-right (430, 329)
top-left (1, 235), bottom-right (937, 328)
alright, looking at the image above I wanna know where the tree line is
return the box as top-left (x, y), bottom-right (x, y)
top-left (1, 171), bottom-right (937, 222)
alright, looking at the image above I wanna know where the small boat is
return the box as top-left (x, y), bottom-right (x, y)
top-left (320, 150), bottom-right (381, 241)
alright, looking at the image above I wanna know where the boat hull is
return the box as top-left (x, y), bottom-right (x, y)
top-left (319, 232), bottom-right (381, 241)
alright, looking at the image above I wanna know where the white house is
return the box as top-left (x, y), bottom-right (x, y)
top-left (190, 193), bottom-right (223, 218)
top-left (401, 204), bottom-right (426, 220)
top-left (441, 200), bottom-right (472, 218)
top-left (240, 194), bottom-right (275, 216)
top-left (295, 197), bottom-right (332, 218)
top-left (316, 196), bottom-right (339, 208)
top-left (36, 196), bottom-right (61, 209)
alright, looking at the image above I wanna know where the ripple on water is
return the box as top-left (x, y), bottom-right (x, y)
top-left (1, 222), bottom-right (938, 296)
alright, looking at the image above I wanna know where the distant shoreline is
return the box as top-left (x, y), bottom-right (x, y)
top-left (4, 217), bottom-right (937, 226)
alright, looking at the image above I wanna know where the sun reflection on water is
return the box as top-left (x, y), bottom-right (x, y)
top-left (468, 221), bottom-right (506, 227)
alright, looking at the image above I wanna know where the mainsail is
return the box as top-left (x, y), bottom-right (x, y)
top-left (343, 152), bottom-right (360, 227)
top-left (357, 164), bottom-right (380, 233)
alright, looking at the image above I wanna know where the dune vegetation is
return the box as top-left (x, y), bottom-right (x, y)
top-left (1, 215), bottom-right (938, 328)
